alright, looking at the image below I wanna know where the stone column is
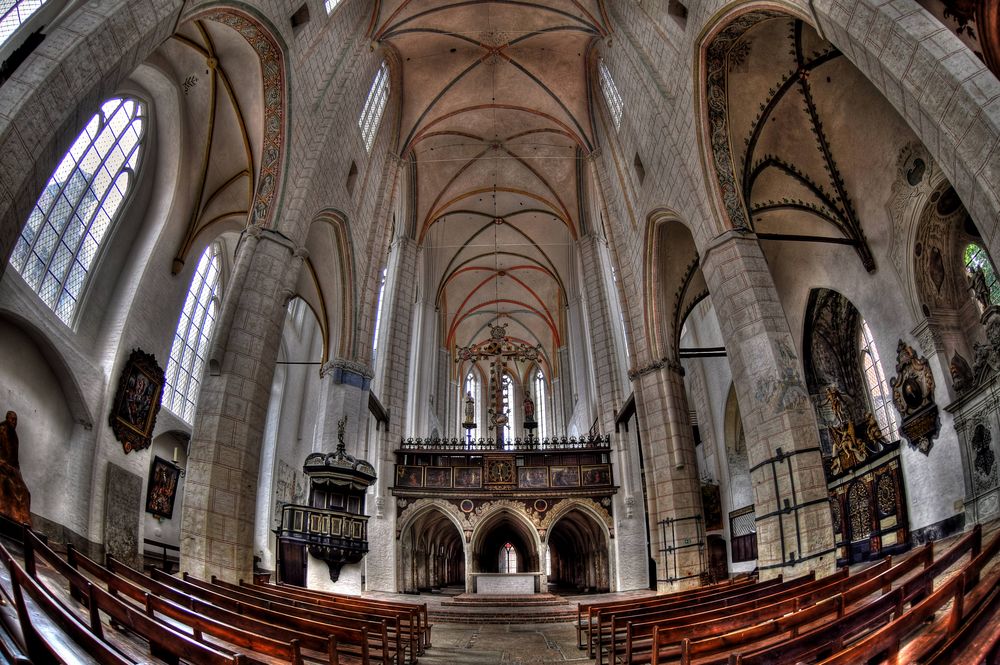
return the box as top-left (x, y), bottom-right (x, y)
top-left (366, 237), bottom-right (420, 592)
top-left (631, 362), bottom-right (705, 591)
top-left (180, 227), bottom-right (305, 582)
top-left (700, 231), bottom-right (835, 579)
top-left (315, 358), bottom-right (374, 456)
top-left (578, 235), bottom-right (625, 433)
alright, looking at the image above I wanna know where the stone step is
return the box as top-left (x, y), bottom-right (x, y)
top-left (440, 592), bottom-right (571, 607)
top-left (428, 611), bottom-right (578, 624)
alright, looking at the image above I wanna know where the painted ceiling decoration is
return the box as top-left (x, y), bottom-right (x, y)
top-left (706, 15), bottom-right (876, 272)
top-left (167, 10), bottom-right (287, 273)
top-left (375, 1), bottom-right (608, 380)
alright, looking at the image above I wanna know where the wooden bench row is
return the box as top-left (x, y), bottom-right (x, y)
top-left (632, 524), bottom-right (1000, 665)
top-left (15, 526), bottom-right (428, 665)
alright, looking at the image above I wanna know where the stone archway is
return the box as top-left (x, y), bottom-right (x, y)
top-left (545, 508), bottom-right (610, 593)
top-left (397, 505), bottom-right (466, 594)
top-left (469, 508), bottom-right (542, 592)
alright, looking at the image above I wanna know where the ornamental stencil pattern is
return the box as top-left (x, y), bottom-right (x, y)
top-left (203, 11), bottom-right (286, 229)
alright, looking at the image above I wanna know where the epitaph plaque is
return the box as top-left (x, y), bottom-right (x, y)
top-left (104, 462), bottom-right (143, 569)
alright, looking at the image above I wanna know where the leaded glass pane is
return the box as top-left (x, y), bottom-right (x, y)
top-left (359, 62), bottom-right (390, 152)
top-left (860, 319), bottom-right (897, 438)
top-left (964, 243), bottom-right (1000, 306)
top-left (0, 0), bottom-right (47, 49)
top-left (164, 243), bottom-right (224, 424)
top-left (8, 97), bottom-right (146, 326)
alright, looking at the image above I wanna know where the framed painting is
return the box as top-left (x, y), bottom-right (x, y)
top-left (396, 465), bottom-right (424, 488)
top-left (454, 467), bottom-right (482, 489)
top-left (110, 349), bottom-right (165, 454)
top-left (582, 464), bottom-right (611, 486)
top-left (425, 467), bottom-right (453, 488)
top-left (550, 465), bottom-right (580, 487)
top-left (518, 466), bottom-right (549, 489)
top-left (145, 456), bottom-right (181, 519)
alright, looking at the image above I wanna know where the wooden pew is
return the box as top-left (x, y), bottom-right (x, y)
top-left (221, 577), bottom-right (418, 663)
top-left (644, 538), bottom-right (942, 665)
top-left (0, 543), bottom-right (132, 665)
top-left (20, 532), bottom-right (247, 665)
top-left (816, 527), bottom-right (1000, 665)
top-left (587, 577), bottom-right (776, 659)
top-left (595, 575), bottom-right (811, 664)
top-left (260, 581), bottom-right (432, 653)
top-left (101, 557), bottom-right (365, 665)
top-left (576, 576), bottom-right (754, 652)
top-left (149, 569), bottom-right (393, 665)
top-left (194, 574), bottom-right (408, 665)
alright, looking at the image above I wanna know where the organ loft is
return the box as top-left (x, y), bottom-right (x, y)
top-left (0, 0), bottom-right (997, 663)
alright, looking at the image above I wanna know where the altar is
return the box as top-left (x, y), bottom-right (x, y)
top-left (471, 572), bottom-right (540, 594)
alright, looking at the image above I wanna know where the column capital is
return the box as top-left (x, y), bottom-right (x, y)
top-left (627, 357), bottom-right (684, 381)
top-left (700, 227), bottom-right (758, 268)
top-left (320, 357), bottom-right (375, 388)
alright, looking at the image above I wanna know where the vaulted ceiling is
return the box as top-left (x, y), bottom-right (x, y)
top-left (375, 1), bottom-right (608, 379)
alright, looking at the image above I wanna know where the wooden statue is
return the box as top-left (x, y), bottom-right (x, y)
top-left (0, 411), bottom-right (31, 525)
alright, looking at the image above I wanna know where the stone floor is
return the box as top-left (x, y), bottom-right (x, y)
top-left (417, 622), bottom-right (594, 664)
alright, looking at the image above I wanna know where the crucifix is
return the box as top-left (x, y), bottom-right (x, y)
top-left (456, 322), bottom-right (543, 447)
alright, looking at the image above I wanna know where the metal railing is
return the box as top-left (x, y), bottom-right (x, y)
top-left (398, 433), bottom-right (611, 452)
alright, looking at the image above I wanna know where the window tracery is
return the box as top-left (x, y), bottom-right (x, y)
top-left (9, 97), bottom-right (145, 325)
top-left (0, 0), bottom-right (47, 46)
top-left (164, 242), bottom-right (224, 424)
top-left (859, 318), bottom-right (897, 438)
top-left (359, 62), bottom-right (390, 152)
top-left (598, 59), bottom-right (623, 130)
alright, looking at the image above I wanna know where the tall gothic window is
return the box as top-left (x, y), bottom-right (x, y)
top-left (499, 542), bottom-right (518, 573)
top-left (859, 318), bottom-right (897, 438)
top-left (463, 371), bottom-right (479, 425)
top-left (598, 59), bottom-right (624, 130)
top-left (359, 62), bottom-right (390, 152)
top-left (534, 369), bottom-right (548, 439)
top-left (964, 242), bottom-right (1000, 306)
top-left (324, 0), bottom-right (342, 14)
top-left (372, 266), bottom-right (388, 363)
top-left (611, 263), bottom-right (630, 361)
top-left (163, 243), bottom-right (224, 423)
top-left (501, 372), bottom-right (514, 443)
top-left (9, 98), bottom-right (145, 325)
top-left (1, 0), bottom-right (47, 46)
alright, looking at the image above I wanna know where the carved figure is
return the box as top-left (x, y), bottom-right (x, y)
top-left (826, 387), bottom-right (867, 474)
top-left (950, 351), bottom-right (974, 394)
top-left (523, 389), bottom-right (535, 422)
top-left (968, 265), bottom-right (992, 311)
top-left (864, 411), bottom-right (888, 452)
top-left (0, 411), bottom-right (31, 525)
top-left (463, 391), bottom-right (475, 425)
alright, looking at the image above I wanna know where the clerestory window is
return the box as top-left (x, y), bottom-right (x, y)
top-left (9, 97), bottom-right (145, 326)
top-left (534, 369), bottom-right (548, 439)
top-left (859, 318), bottom-right (897, 439)
top-left (163, 242), bottom-right (224, 424)
top-left (598, 59), bottom-right (624, 130)
top-left (359, 61), bottom-right (390, 152)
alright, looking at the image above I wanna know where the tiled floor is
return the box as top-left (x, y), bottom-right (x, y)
top-left (417, 622), bottom-right (594, 664)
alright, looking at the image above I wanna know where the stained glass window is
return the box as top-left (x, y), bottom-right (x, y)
top-left (359, 62), bottom-right (390, 152)
top-left (859, 319), bottom-right (897, 438)
top-left (499, 542), bottom-right (518, 573)
top-left (9, 98), bottom-right (145, 326)
top-left (964, 243), bottom-right (1000, 306)
top-left (0, 0), bottom-right (47, 46)
top-left (534, 369), bottom-right (548, 439)
top-left (598, 59), bottom-right (624, 130)
top-left (372, 266), bottom-right (388, 362)
top-left (163, 243), bottom-right (224, 423)
top-left (463, 371), bottom-right (479, 427)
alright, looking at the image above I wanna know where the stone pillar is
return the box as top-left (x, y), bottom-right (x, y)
top-left (631, 362), bottom-right (705, 591)
top-left (315, 358), bottom-right (374, 457)
top-left (700, 231), bottom-right (835, 579)
top-left (578, 235), bottom-right (625, 433)
top-left (366, 237), bottom-right (420, 592)
top-left (180, 227), bottom-right (305, 582)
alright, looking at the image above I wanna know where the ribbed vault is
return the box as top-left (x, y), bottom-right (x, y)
top-left (376, 1), bottom-right (606, 381)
